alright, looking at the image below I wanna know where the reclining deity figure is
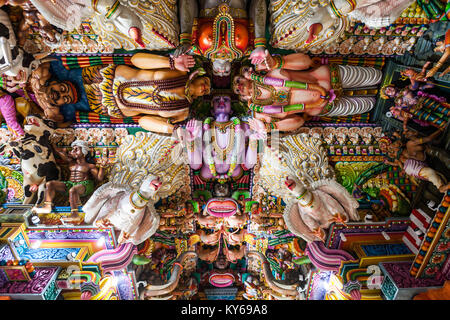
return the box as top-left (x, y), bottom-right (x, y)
top-left (269, 0), bottom-right (415, 52)
top-left (26, 0), bottom-right (179, 50)
top-left (177, 94), bottom-right (265, 180)
top-left (233, 51), bottom-right (382, 132)
top-left (29, 53), bottom-right (211, 133)
top-left (175, 0), bottom-right (267, 76)
top-left (0, 8), bottom-right (40, 79)
top-left (253, 133), bottom-right (359, 242)
top-left (32, 140), bottom-right (108, 222)
top-left (380, 131), bottom-right (450, 193)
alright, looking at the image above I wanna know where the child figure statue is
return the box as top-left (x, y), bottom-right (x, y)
top-left (32, 140), bottom-right (108, 222)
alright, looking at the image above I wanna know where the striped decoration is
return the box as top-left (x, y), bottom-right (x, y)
top-left (61, 55), bottom-right (133, 70)
top-left (410, 191), bottom-right (450, 277)
top-left (402, 209), bottom-right (432, 255)
top-left (87, 243), bottom-right (137, 274)
top-left (305, 241), bottom-right (356, 272)
top-left (75, 112), bottom-right (140, 124)
top-left (314, 56), bottom-right (385, 69)
top-left (309, 113), bottom-right (371, 124)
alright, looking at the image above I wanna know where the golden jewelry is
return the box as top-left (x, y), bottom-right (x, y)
top-left (299, 195), bottom-right (314, 208)
top-left (129, 193), bottom-right (147, 210)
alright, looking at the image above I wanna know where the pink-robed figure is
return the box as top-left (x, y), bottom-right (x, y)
top-left (233, 50), bottom-right (381, 132)
top-left (177, 95), bottom-right (264, 180)
top-left (283, 175), bottom-right (359, 242)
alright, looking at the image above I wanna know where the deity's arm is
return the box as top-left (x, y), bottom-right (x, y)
top-left (244, 126), bottom-right (260, 169)
top-left (279, 53), bottom-right (313, 71)
top-left (271, 115), bottom-right (306, 132)
top-left (130, 53), bottom-right (175, 70)
top-left (89, 163), bottom-right (106, 182)
top-left (30, 62), bottom-right (52, 88)
top-left (51, 143), bottom-right (70, 163)
top-left (187, 136), bottom-right (203, 170)
top-left (183, 120), bottom-right (203, 170)
top-left (410, 128), bottom-right (443, 146)
top-left (179, 0), bottom-right (198, 36)
top-left (249, 0), bottom-right (267, 40)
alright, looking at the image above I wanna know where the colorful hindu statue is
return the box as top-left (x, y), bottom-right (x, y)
top-left (176, 0), bottom-right (267, 76)
top-left (24, 0), bottom-right (178, 50)
top-left (233, 51), bottom-right (382, 132)
top-left (380, 130), bottom-right (450, 193)
top-left (253, 133), bottom-right (360, 242)
top-left (381, 68), bottom-right (450, 130)
top-left (194, 182), bottom-right (248, 263)
top-left (31, 140), bottom-right (108, 222)
top-left (177, 93), bottom-right (264, 180)
top-left (269, 0), bottom-right (414, 51)
top-left (29, 53), bottom-right (211, 133)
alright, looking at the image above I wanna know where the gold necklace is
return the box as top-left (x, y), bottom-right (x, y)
top-left (251, 82), bottom-right (291, 106)
top-left (211, 122), bottom-right (235, 161)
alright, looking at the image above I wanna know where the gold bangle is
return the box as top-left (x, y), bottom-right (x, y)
top-left (296, 189), bottom-right (308, 200)
top-left (299, 195), bottom-right (314, 208)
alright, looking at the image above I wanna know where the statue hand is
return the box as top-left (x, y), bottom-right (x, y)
top-left (248, 118), bottom-right (267, 137)
top-left (173, 43), bottom-right (192, 58)
top-left (249, 47), bottom-right (267, 67)
top-left (174, 54), bottom-right (195, 72)
top-left (98, 157), bottom-right (109, 168)
top-left (185, 119), bottom-right (201, 142)
top-left (242, 66), bottom-right (253, 80)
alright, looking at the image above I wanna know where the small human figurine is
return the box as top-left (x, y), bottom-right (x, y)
top-left (425, 29), bottom-right (450, 79)
top-left (32, 140), bottom-right (108, 221)
top-left (380, 130), bottom-right (450, 192)
top-left (30, 53), bottom-right (211, 133)
top-left (233, 51), bottom-right (382, 131)
top-left (382, 66), bottom-right (449, 130)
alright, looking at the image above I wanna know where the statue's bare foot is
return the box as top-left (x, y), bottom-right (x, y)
top-left (306, 23), bottom-right (323, 44)
top-left (439, 183), bottom-right (450, 193)
top-left (61, 210), bottom-right (83, 225)
top-left (118, 231), bottom-right (130, 244)
top-left (31, 202), bottom-right (53, 214)
top-left (328, 212), bottom-right (348, 227)
top-left (312, 227), bottom-right (326, 242)
top-left (95, 218), bottom-right (112, 228)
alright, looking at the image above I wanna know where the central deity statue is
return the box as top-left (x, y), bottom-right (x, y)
top-left (234, 51), bottom-right (382, 131)
top-left (176, 0), bottom-right (267, 76)
top-left (177, 94), bottom-right (264, 180)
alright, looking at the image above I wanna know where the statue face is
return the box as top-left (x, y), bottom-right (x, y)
top-left (69, 145), bottom-right (85, 159)
top-left (190, 77), bottom-right (211, 98)
top-left (148, 177), bottom-right (162, 191)
top-left (285, 177), bottom-right (296, 191)
top-left (212, 95), bottom-right (232, 117)
top-left (212, 59), bottom-right (232, 76)
top-left (233, 76), bottom-right (251, 97)
top-left (384, 86), bottom-right (397, 98)
top-left (45, 81), bottom-right (76, 106)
